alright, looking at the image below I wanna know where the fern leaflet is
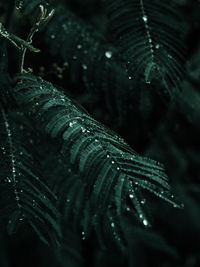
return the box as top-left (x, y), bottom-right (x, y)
top-left (12, 73), bottom-right (183, 248)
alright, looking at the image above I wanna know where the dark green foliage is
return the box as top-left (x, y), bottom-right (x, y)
top-left (12, 73), bottom-right (182, 248)
top-left (21, 0), bottom-right (143, 120)
top-left (102, 0), bottom-right (186, 94)
top-left (0, 0), bottom-right (200, 266)
top-left (0, 104), bottom-right (61, 247)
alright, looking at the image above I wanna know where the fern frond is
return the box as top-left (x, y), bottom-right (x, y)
top-left (102, 0), bottom-right (186, 94)
top-left (20, 1), bottom-right (142, 120)
top-left (0, 104), bottom-right (61, 247)
top-left (13, 73), bottom-right (183, 248)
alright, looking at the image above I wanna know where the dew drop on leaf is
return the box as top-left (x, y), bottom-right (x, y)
top-left (143, 219), bottom-right (148, 226)
top-left (82, 64), bottom-right (87, 70)
top-left (142, 15), bottom-right (148, 22)
top-left (5, 177), bottom-right (12, 183)
top-left (105, 51), bottom-right (112, 58)
top-left (81, 231), bottom-right (86, 240)
top-left (111, 222), bottom-right (115, 228)
top-left (141, 199), bottom-right (146, 204)
top-left (69, 121), bottom-right (77, 127)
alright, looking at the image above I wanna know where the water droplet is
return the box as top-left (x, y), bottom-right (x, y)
top-left (142, 15), bottom-right (148, 22)
top-left (129, 194), bottom-right (134, 199)
top-left (77, 44), bottom-right (82, 49)
top-left (69, 121), bottom-right (77, 127)
top-left (143, 219), bottom-right (148, 226)
top-left (126, 207), bottom-right (130, 211)
top-left (73, 55), bottom-right (77, 60)
top-left (51, 34), bottom-right (55, 39)
top-left (111, 222), bottom-right (115, 228)
top-left (5, 177), bottom-right (12, 183)
top-left (81, 231), bottom-right (86, 240)
top-left (111, 160), bottom-right (115, 164)
top-left (128, 76), bottom-right (132, 80)
top-left (106, 154), bottom-right (110, 158)
top-left (81, 127), bottom-right (86, 133)
top-left (141, 199), bottom-right (146, 204)
top-left (82, 64), bottom-right (87, 70)
top-left (117, 167), bottom-right (120, 170)
top-left (105, 51), bottom-right (112, 58)
top-left (155, 44), bottom-right (160, 49)
top-left (66, 198), bottom-right (70, 203)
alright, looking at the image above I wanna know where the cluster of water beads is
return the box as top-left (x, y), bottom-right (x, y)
top-left (69, 120), bottom-right (78, 127)
top-left (81, 231), bottom-right (86, 240)
top-left (15, 0), bottom-right (24, 10)
top-left (1, 146), bottom-right (6, 154)
top-left (109, 216), bottom-right (121, 243)
top-left (5, 177), bottom-right (12, 183)
top-left (1, 107), bottom-right (22, 208)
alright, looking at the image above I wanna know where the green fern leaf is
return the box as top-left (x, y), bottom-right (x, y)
top-left (102, 0), bottom-right (186, 94)
top-left (0, 104), bottom-right (61, 247)
top-left (13, 73), bottom-right (183, 248)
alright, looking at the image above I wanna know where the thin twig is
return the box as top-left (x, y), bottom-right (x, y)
top-left (20, 5), bottom-right (55, 73)
top-left (0, 22), bottom-right (40, 52)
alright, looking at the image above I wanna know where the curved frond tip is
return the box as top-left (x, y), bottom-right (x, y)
top-left (13, 73), bottom-right (184, 248)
